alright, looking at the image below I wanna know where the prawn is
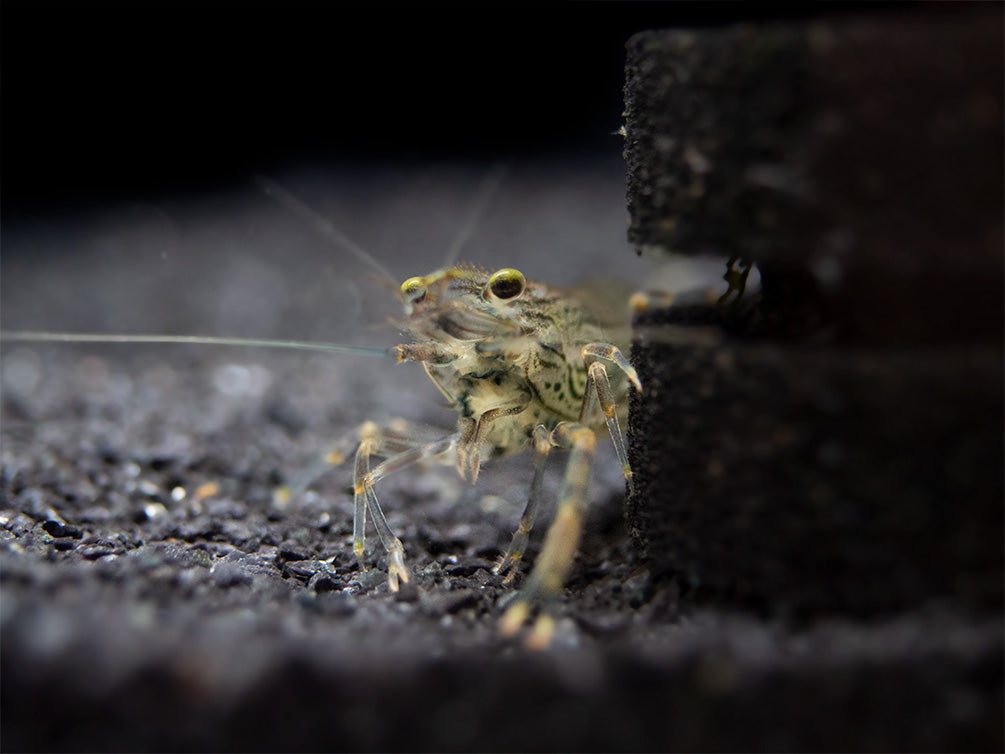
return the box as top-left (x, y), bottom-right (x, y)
top-left (1, 173), bottom-right (641, 647)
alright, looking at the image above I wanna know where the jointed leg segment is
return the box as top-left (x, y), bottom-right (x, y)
top-left (352, 421), bottom-right (457, 590)
top-left (494, 424), bottom-right (553, 582)
top-left (499, 341), bottom-right (639, 646)
top-left (456, 396), bottom-right (529, 484)
top-left (580, 343), bottom-right (639, 497)
top-left (499, 420), bottom-right (597, 647)
top-left (281, 418), bottom-right (457, 591)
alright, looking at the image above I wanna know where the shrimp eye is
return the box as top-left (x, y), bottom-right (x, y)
top-left (400, 276), bottom-right (426, 303)
top-left (487, 268), bottom-right (525, 301)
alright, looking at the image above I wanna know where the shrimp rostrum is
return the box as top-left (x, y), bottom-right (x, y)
top-left (312, 264), bottom-right (640, 644)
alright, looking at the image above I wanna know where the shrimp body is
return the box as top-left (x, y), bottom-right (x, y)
top-left (346, 263), bottom-right (641, 646)
top-left (400, 265), bottom-right (617, 467)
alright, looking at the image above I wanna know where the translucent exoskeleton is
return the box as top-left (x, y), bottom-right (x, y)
top-left (1, 171), bottom-right (644, 648)
top-left (277, 264), bottom-right (641, 646)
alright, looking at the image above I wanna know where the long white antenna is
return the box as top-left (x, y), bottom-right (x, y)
top-left (442, 164), bottom-right (508, 267)
top-left (255, 175), bottom-right (399, 287)
top-left (0, 331), bottom-right (392, 358)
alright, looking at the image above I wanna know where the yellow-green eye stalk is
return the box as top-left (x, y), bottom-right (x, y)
top-left (400, 276), bottom-right (427, 304)
top-left (486, 268), bottom-right (525, 301)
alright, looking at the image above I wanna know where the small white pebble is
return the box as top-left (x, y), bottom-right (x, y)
top-left (138, 480), bottom-right (160, 496)
top-left (144, 502), bottom-right (168, 519)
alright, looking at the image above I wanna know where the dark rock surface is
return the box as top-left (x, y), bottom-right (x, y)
top-left (629, 304), bottom-right (1003, 617)
top-left (624, 5), bottom-right (1003, 345)
top-left (621, 8), bottom-right (1002, 752)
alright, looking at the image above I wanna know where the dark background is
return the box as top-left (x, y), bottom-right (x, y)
top-left (3, 1), bottom-right (892, 219)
